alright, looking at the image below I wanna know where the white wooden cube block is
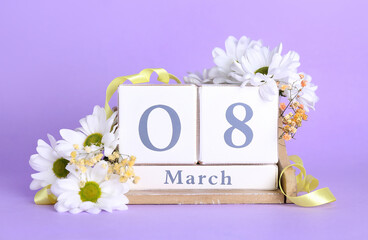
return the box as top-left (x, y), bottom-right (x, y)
top-left (129, 165), bottom-right (278, 190)
top-left (119, 85), bottom-right (197, 164)
top-left (200, 85), bottom-right (278, 164)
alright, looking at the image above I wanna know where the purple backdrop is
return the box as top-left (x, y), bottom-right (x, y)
top-left (0, 0), bottom-right (367, 239)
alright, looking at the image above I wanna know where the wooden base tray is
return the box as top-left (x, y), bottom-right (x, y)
top-left (127, 189), bottom-right (284, 204)
top-left (126, 120), bottom-right (297, 205)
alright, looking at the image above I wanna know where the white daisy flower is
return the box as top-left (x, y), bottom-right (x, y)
top-left (234, 44), bottom-right (282, 83)
top-left (29, 134), bottom-right (70, 190)
top-left (56, 106), bottom-right (118, 157)
top-left (51, 161), bottom-right (129, 214)
top-left (212, 36), bottom-right (262, 74)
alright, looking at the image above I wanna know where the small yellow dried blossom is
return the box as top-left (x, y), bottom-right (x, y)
top-left (133, 176), bottom-right (140, 184)
top-left (280, 100), bottom-right (308, 141)
top-left (70, 151), bottom-right (77, 158)
top-left (68, 149), bottom-right (140, 185)
top-left (84, 146), bottom-right (91, 153)
top-left (79, 181), bottom-right (86, 188)
top-left (119, 176), bottom-right (128, 183)
top-left (73, 144), bottom-right (80, 150)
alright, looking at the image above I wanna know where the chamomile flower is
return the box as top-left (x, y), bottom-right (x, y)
top-left (56, 106), bottom-right (118, 157)
top-left (51, 161), bottom-right (129, 214)
top-left (212, 36), bottom-right (262, 73)
top-left (29, 134), bottom-right (69, 190)
top-left (233, 44), bottom-right (282, 83)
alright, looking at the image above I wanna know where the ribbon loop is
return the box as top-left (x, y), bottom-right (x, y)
top-left (279, 156), bottom-right (336, 207)
top-left (104, 68), bottom-right (180, 118)
top-left (34, 185), bottom-right (57, 205)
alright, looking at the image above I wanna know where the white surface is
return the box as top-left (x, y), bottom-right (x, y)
top-left (119, 85), bottom-right (197, 164)
top-left (200, 85), bottom-right (278, 164)
top-left (130, 165), bottom-right (278, 190)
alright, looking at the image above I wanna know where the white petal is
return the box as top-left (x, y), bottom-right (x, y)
top-left (36, 140), bottom-right (57, 161)
top-left (214, 56), bottom-right (233, 72)
top-left (212, 47), bottom-right (226, 58)
top-left (70, 208), bottom-right (83, 214)
top-left (80, 201), bottom-right (96, 211)
top-left (87, 207), bottom-right (101, 214)
top-left (30, 179), bottom-right (43, 190)
top-left (31, 170), bottom-right (54, 182)
top-left (47, 134), bottom-right (57, 149)
top-left (57, 192), bottom-right (81, 209)
top-left (54, 202), bottom-right (69, 213)
top-left (225, 36), bottom-right (237, 58)
top-left (55, 178), bottom-right (80, 193)
top-left (79, 118), bottom-right (91, 135)
top-left (29, 154), bottom-right (52, 171)
top-left (88, 162), bottom-right (108, 183)
top-left (60, 129), bottom-right (86, 145)
top-left (55, 140), bottom-right (75, 157)
top-left (86, 115), bottom-right (99, 134)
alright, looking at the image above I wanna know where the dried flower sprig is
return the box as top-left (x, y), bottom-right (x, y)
top-left (279, 74), bottom-right (309, 141)
top-left (280, 101), bottom-right (308, 141)
top-left (69, 145), bottom-right (139, 184)
top-left (106, 152), bottom-right (140, 184)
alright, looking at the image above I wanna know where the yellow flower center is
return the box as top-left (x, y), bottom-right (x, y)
top-left (52, 158), bottom-right (70, 178)
top-left (255, 66), bottom-right (269, 75)
top-left (83, 133), bottom-right (103, 147)
top-left (79, 181), bottom-right (102, 203)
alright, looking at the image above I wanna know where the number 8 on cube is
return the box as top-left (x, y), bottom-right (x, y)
top-left (200, 85), bottom-right (278, 164)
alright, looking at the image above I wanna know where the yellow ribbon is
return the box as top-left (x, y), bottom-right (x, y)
top-left (34, 185), bottom-right (57, 205)
top-left (104, 68), bottom-right (181, 118)
top-left (279, 155), bottom-right (336, 207)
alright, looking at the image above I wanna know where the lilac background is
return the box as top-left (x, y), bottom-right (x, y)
top-left (0, 0), bottom-right (367, 239)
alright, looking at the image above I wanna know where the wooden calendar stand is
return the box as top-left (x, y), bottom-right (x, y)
top-left (126, 119), bottom-right (297, 204)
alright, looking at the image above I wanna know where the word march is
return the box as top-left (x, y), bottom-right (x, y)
top-left (164, 170), bottom-right (232, 186)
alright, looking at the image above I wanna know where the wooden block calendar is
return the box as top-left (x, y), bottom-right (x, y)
top-left (119, 84), bottom-right (297, 204)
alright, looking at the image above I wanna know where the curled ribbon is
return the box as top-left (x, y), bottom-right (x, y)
top-left (104, 68), bottom-right (181, 118)
top-left (34, 185), bottom-right (57, 205)
top-left (279, 155), bottom-right (336, 207)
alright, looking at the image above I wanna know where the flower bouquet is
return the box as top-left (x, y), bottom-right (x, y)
top-left (184, 36), bottom-right (318, 140)
top-left (30, 106), bottom-right (139, 214)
